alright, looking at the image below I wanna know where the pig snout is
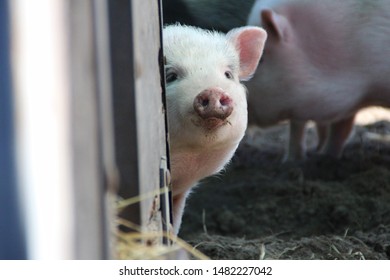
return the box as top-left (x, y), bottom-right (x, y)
top-left (193, 88), bottom-right (233, 122)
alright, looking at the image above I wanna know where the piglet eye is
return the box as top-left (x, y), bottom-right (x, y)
top-left (166, 71), bottom-right (178, 83)
top-left (224, 71), bottom-right (233, 80)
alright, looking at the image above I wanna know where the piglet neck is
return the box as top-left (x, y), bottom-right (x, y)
top-left (170, 144), bottom-right (237, 196)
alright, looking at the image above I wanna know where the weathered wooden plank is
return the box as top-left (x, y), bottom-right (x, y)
top-left (132, 0), bottom-right (169, 234)
top-left (68, 0), bottom-right (113, 259)
top-left (109, 0), bottom-right (170, 237)
top-left (109, 0), bottom-right (142, 229)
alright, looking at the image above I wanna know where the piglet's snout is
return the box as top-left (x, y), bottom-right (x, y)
top-left (193, 88), bottom-right (233, 120)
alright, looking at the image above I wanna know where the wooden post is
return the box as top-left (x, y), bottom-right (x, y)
top-left (68, 0), bottom-right (116, 259)
top-left (109, 0), bottom-right (171, 239)
top-left (10, 0), bottom-right (115, 259)
top-left (7, 0), bottom-right (170, 259)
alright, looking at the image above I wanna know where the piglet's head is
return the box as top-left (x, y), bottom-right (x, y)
top-left (163, 24), bottom-right (267, 151)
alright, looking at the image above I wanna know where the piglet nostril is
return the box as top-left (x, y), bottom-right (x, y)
top-left (220, 95), bottom-right (232, 107)
top-left (201, 98), bottom-right (209, 107)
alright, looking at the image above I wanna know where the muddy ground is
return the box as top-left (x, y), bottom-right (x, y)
top-left (178, 109), bottom-right (390, 260)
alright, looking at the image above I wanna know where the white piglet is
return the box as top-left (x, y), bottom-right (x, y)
top-left (246, 0), bottom-right (390, 160)
top-left (163, 24), bottom-right (267, 233)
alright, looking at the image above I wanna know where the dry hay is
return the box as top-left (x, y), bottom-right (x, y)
top-left (188, 225), bottom-right (390, 260)
top-left (115, 195), bottom-right (208, 260)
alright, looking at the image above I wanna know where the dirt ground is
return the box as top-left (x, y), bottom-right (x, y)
top-left (178, 108), bottom-right (390, 260)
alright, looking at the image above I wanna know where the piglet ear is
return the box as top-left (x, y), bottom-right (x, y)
top-left (261, 9), bottom-right (290, 42)
top-left (227, 26), bottom-right (267, 81)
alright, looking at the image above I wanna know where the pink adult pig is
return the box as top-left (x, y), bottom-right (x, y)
top-left (163, 24), bottom-right (267, 233)
top-left (246, 0), bottom-right (390, 160)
